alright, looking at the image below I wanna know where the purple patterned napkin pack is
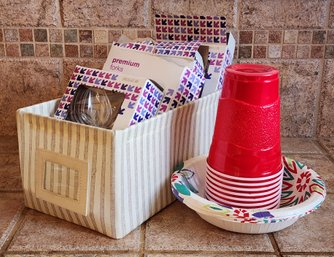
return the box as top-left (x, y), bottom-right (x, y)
top-left (54, 65), bottom-right (164, 130)
top-left (103, 40), bottom-right (208, 113)
top-left (154, 14), bottom-right (236, 97)
top-left (54, 14), bottom-right (235, 130)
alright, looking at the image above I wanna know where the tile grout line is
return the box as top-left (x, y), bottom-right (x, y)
top-left (313, 139), bottom-right (334, 163)
top-left (280, 251), bottom-right (334, 256)
top-left (5, 250), bottom-right (142, 255)
top-left (0, 207), bottom-right (28, 254)
top-left (268, 233), bottom-right (283, 257)
top-left (3, 247), bottom-right (334, 256)
top-left (314, 0), bottom-right (331, 137)
top-left (143, 249), bottom-right (279, 255)
top-left (139, 222), bottom-right (146, 257)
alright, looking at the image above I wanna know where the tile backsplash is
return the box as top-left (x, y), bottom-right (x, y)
top-left (0, 0), bottom-right (333, 138)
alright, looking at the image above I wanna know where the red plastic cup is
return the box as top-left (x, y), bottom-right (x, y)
top-left (208, 64), bottom-right (281, 178)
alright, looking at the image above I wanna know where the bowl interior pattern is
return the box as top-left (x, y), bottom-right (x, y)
top-left (171, 156), bottom-right (326, 224)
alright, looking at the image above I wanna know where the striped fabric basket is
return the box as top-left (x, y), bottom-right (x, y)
top-left (16, 91), bottom-right (219, 239)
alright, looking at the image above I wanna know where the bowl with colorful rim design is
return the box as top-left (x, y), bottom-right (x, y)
top-left (171, 155), bottom-right (326, 234)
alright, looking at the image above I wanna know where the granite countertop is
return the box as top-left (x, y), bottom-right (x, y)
top-left (0, 136), bottom-right (333, 256)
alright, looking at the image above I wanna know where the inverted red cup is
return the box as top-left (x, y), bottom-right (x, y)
top-left (208, 64), bottom-right (281, 178)
top-left (206, 189), bottom-right (280, 210)
top-left (207, 163), bottom-right (284, 185)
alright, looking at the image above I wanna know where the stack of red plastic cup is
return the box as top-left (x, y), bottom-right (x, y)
top-left (206, 64), bottom-right (283, 209)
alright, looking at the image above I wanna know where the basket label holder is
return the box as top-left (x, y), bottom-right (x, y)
top-left (35, 149), bottom-right (91, 216)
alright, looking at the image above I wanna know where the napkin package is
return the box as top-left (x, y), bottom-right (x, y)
top-left (54, 65), bottom-right (164, 130)
top-left (103, 41), bottom-right (208, 113)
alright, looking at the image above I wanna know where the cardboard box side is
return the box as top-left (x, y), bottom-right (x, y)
top-left (16, 90), bottom-right (220, 239)
top-left (113, 90), bottom-right (220, 237)
top-left (16, 103), bottom-right (118, 238)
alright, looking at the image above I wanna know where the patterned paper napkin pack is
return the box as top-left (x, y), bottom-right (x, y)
top-left (103, 40), bottom-right (208, 113)
top-left (55, 14), bottom-right (235, 130)
top-left (54, 65), bottom-right (164, 130)
top-left (154, 14), bottom-right (236, 97)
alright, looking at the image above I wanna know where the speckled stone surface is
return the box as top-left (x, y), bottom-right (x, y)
top-left (0, 193), bottom-right (24, 248)
top-left (35, 44), bottom-right (49, 57)
top-left (7, 210), bottom-right (141, 252)
top-left (146, 252), bottom-right (276, 257)
top-left (296, 45), bottom-right (310, 59)
top-left (318, 60), bottom-right (334, 137)
top-left (4, 252), bottom-right (140, 257)
top-left (282, 255), bottom-right (331, 257)
top-left (152, 0), bottom-right (237, 28)
top-left (0, 136), bottom-right (18, 153)
top-left (239, 59), bottom-right (321, 137)
top-left (0, 59), bottom-right (63, 136)
top-left (284, 30), bottom-right (298, 44)
top-left (0, 154), bottom-right (21, 191)
top-left (145, 201), bottom-right (274, 252)
top-left (329, 0), bottom-right (334, 28)
top-left (253, 45), bottom-right (267, 58)
top-left (319, 137), bottom-right (334, 157)
top-left (61, 0), bottom-right (150, 28)
top-left (239, 0), bottom-right (327, 29)
top-left (0, 0), bottom-right (61, 27)
top-left (268, 45), bottom-right (282, 58)
top-left (4, 29), bottom-right (18, 42)
top-left (281, 138), bottom-right (323, 154)
top-left (274, 194), bottom-right (334, 252)
top-left (254, 30), bottom-right (269, 44)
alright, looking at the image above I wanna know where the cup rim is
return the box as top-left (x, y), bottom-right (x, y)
top-left (207, 161), bottom-right (284, 182)
top-left (206, 188), bottom-right (281, 209)
top-left (206, 184), bottom-right (281, 205)
top-left (206, 193), bottom-right (280, 210)
top-left (206, 180), bottom-right (281, 202)
top-left (206, 171), bottom-right (282, 192)
top-left (207, 166), bottom-right (283, 186)
top-left (205, 178), bottom-right (282, 197)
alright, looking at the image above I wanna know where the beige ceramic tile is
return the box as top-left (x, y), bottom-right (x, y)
top-left (281, 138), bottom-right (323, 154)
top-left (239, 59), bottom-right (321, 137)
top-left (318, 60), bottom-right (334, 137)
top-left (0, 136), bottom-right (18, 153)
top-left (0, 154), bottom-right (22, 191)
top-left (0, 1), bottom-right (60, 27)
top-left (62, 0), bottom-right (149, 27)
top-left (239, 0), bottom-right (327, 29)
top-left (274, 194), bottom-right (334, 252)
top-left (319, 138), bottom-right (334, 156)
top-left (285, 154), bottom-right (334, 193)
top-left (145, 202), bottom-right (274, 252)
top-left (329, 0), bottom-right (334, 28)
top-left (8, 210), bottom-right (141, 252)
top-left (283, 255), bottom-right (334, 257)
top-left (5, 252), bottom-right (139, 257)
top-left (0, 193), bottom-right (24, 248)
top-left (0, 59), bottom-right (63, 136)
top-left (94, 30), bottom-right (108, 44)
top-left (145, 252), bottom-right (276, 257)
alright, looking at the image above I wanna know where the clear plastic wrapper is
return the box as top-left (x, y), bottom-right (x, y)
top-left (67, 85), bottom-right (125, 129)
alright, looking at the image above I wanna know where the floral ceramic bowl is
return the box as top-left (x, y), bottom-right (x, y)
top-left (171, 155), bottom-right (326, 233)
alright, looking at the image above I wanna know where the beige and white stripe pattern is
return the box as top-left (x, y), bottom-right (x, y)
top-left (43, 161), bottom-right (80, 200)
top-left (16, 91), bottom-right (220, 239)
